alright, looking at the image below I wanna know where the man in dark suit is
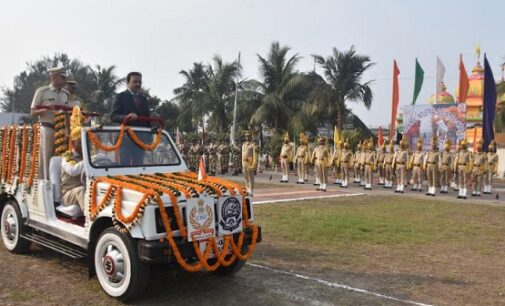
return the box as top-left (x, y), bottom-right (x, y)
top-left (111, 72), bottom-right (151, 165)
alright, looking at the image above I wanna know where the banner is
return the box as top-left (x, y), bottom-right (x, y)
top-left (401, 103), bottom-right (467, 151)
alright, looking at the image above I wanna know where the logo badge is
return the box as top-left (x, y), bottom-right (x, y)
top-left (187, 198), bottom-right (215, 241)
top-left (218, 197), bottom-right (243, 234)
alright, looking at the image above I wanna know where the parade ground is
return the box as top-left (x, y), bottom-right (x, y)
top-left (2, 171), bottom-right (505, 306)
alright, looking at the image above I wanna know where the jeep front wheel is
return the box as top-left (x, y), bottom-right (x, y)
top-left (1, 201), bottom-right (30, 253)
top-left (94, 227), bottom-right (150, 301)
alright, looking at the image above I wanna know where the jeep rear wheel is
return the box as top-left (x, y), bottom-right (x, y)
top-left (1, 201), bottom-right (30, 253)
top-left (94, 227), bottom-right (150, 301)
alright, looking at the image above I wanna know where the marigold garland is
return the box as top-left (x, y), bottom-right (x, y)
top-left (18, 126), bottom-right (29, 184)
top-left (126, 127), bottom-right (162, 151)
top-left (87, 125), bottom-right (163, 152)
top-left (7, 126), bottom-right (17, 184)
top-left (1, 126), bottom-right (10, 182)
top-left (27, 124), bottom-right (40, 189)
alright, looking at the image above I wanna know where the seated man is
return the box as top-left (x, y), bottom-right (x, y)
top-left (60, 125), bottom-right (85, 215)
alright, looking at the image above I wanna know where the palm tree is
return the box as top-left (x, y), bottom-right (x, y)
top-left (312, 46), bottom-right (375, 130)
top-left (90, 65), bottom-right (124, 115)
top-left (249, 41), bottom-right (306, 132)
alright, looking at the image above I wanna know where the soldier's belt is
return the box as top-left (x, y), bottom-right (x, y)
top-left (427, 162), bottom-right (437, 164)
top-left (281, 155), bottom-right (288, 158)
top-left (414, 164), bottom-right (421, 166)
top-left (458, 163), bottom-right (466, 166)
top-left (397, 162), bottom-right (405, 165)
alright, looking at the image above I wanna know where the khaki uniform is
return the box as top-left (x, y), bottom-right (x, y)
top-left (31, 84), bottom-right (69, 179)
top-left (61, 151), bottom-right (85, 211)
top-left (384, 150), bottom-right (395, 188)
top-left (410, 151), bottom-right (425, 191)
top-left (332, 146), bottom-right (342, 184)
top-left (242, 141), bottom-right (257, 195)
top-left (376, 150), bottom-right (386, 185)
top-left (280, 143), bottom-right (293, 182)
top-left (471, 152), bottom-right (486, 196)
top-left (340, 149), bottom-right (353, 187)
top-left (312, 145), bottom-right (330, 190)
top-left (425, 150), bottom-right (441, 195)
top-left (363, 150), bottom-right (376, 189)
top-left (455, 151), bottom-right (471, 198)
top-left (394, 150), bottom-right (408, 192)
top-left (295, 145), bottom-right (309, 183)
top-left (353, 150), bottom-right (362, 183)
top-left (484, 152), bottom-right (498, 193)
top-left (439, 151), bottom-right (453, 193)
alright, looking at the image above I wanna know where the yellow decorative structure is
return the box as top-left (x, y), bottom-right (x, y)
top-left (429, 82), bottom-right (455, 104)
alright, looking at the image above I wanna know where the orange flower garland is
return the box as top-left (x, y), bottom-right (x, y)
top-left (18, 126), bottom-right (28, 184)
top-left (1, 126), bottom-right (10, 182)
top-left (7, 126), bottom-right (17, 183)
top-left (126, 127), bottom-right (162, 150)
top-left (27, 124), bottom-right (40, 188)
top-left (87, 124), bottom-right (126, 151)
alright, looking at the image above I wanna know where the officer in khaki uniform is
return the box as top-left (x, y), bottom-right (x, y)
top-left (242, 131), bottom-right (257, 196)
top-left (353, 142), bottom-right (363, 183)
top-left (340, 139), bottom-right (353, 188)
top-left (409, 138), bottom-right (425, 192)
top-left (393, 138), bottom-right (409, 193)
top-left (383, 140), bottom-right (395, 189)
top-left (332, 140), bottom-right (343, 185)
top-left (280, 133), bottom-right (293, 183)
top-left (439, 139), bottom-right (453, 193)
top-left (455, 139), bottom-right (471, 199)
top-left (311, 136), bottom-right (330, 191)
top-left (484, 140), bottom-right (498, 194)
top-left (295, 133), bottom-right (309, 184)
top-left (376, 142), bottom-right (386, 185)
top-left (363, 139), bottom-right (376, 190)
top-left (471, 139), bottom-right (486, 197)
top-left (424, 137), bottom-right (441, 196)
top-left (31, 67), bottom-right (69, 180)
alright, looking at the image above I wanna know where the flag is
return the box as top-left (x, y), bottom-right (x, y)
top-left (472, 126), bottom-right (478, 153)
top-left (198, 156), bottom-right (207, 181)
top-left (390, 60), bottom-right (400, 139)
top-left (412, 58), bottom-right (424, 105)
top-left (333, 126), bottom-right (340, 146)
top-left (483, 54), bottom-right (496, 152)
top-left (458, 54), bottom-right (470, 103)
top-left (436, 57), bottom-right (446, 103)
top-left (378, 126), bottom-right (383, 146)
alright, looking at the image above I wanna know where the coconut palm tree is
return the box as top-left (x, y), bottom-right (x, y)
top-left (89, 65), bottom-right (124, 116)
top-left (249, 41), bottom-right (306, 132)
top-left (312, 46), bottom-right (375, 130)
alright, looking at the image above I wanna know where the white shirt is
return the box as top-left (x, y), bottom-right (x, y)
top-left (61, 150), bottom-right (84, 177)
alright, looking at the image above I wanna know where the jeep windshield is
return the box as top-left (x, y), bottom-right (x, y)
top-left (86, 128), bottom-right (181, 168)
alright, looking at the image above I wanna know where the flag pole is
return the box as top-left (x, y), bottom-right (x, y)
top-left (231, 52), bottom-right (241, 146)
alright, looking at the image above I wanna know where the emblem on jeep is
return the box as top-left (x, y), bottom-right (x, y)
top-left (219, 197), bottom-right (242, 231)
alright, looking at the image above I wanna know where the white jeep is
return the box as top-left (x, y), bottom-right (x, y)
top-left (0, 123), bottom-right (261, 301)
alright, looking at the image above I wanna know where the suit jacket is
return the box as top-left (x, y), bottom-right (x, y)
top-left (111, 90), bottom-right (151, 127)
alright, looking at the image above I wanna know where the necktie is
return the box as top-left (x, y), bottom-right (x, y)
top-left (133, 93), bottom-right (142, 112)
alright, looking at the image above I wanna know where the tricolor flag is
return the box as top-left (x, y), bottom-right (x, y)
top-left (198, 156), bottom-right (207, 181)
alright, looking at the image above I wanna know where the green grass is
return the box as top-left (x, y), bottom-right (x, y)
top-left (254, 195), bottom-right (505, 248)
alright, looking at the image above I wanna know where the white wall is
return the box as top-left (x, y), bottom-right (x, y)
top-left (496, 148), bottom-right (505, 178)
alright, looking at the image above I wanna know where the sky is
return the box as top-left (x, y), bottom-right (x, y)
top-left (0, 0), bottom-right (504, 127)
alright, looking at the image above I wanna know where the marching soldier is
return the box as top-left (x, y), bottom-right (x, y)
top-left (393, 137), bottom-right (409, 193)
top-left (311, 137), bottom-right (320, 186)
top-left (218, 140), bottom-right (230, 175)
top-left (455, 139), bottom-right (471, 199)
top-left (376, 142), bottom-right (386, 185)
top-left (471, 139), bottom-right (486, 197)
top-left (295, 133), bottom-right (309, 184)
top-left (188, 142), bottom-right (197, 171)
top-left (242, 131), bottom-right (257, 196)
top-left (452, 142), bottom-right (463, 191)
top-left (177, 139), bottom-right (190, 167)
top-left (383, 139), bottom-right (395, 189)
top-left (363, 139), bottom-right (376, 190)
top-left (280, 133), bottom-right (293, 183)
top-left (439, 139), bottom-right (453, 193)
top-left (410, 138), bottom-right (425, 192)
top-left (340, 139), bottom-right (353, 188)
top-left (312, 136), bottom-right (330, 191)
top-left (484, 140), bottom-right (498, 194)
top-left (359, 141), bottom-right (367, 187)
top-left (232, 143), bottom-right (242, 175)
top-left (353, 142), bottom-right (362, 183)
top-left (425, 136), bottom-right (441, 196)
top-left (30, 67), bottom-right (69, 180)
